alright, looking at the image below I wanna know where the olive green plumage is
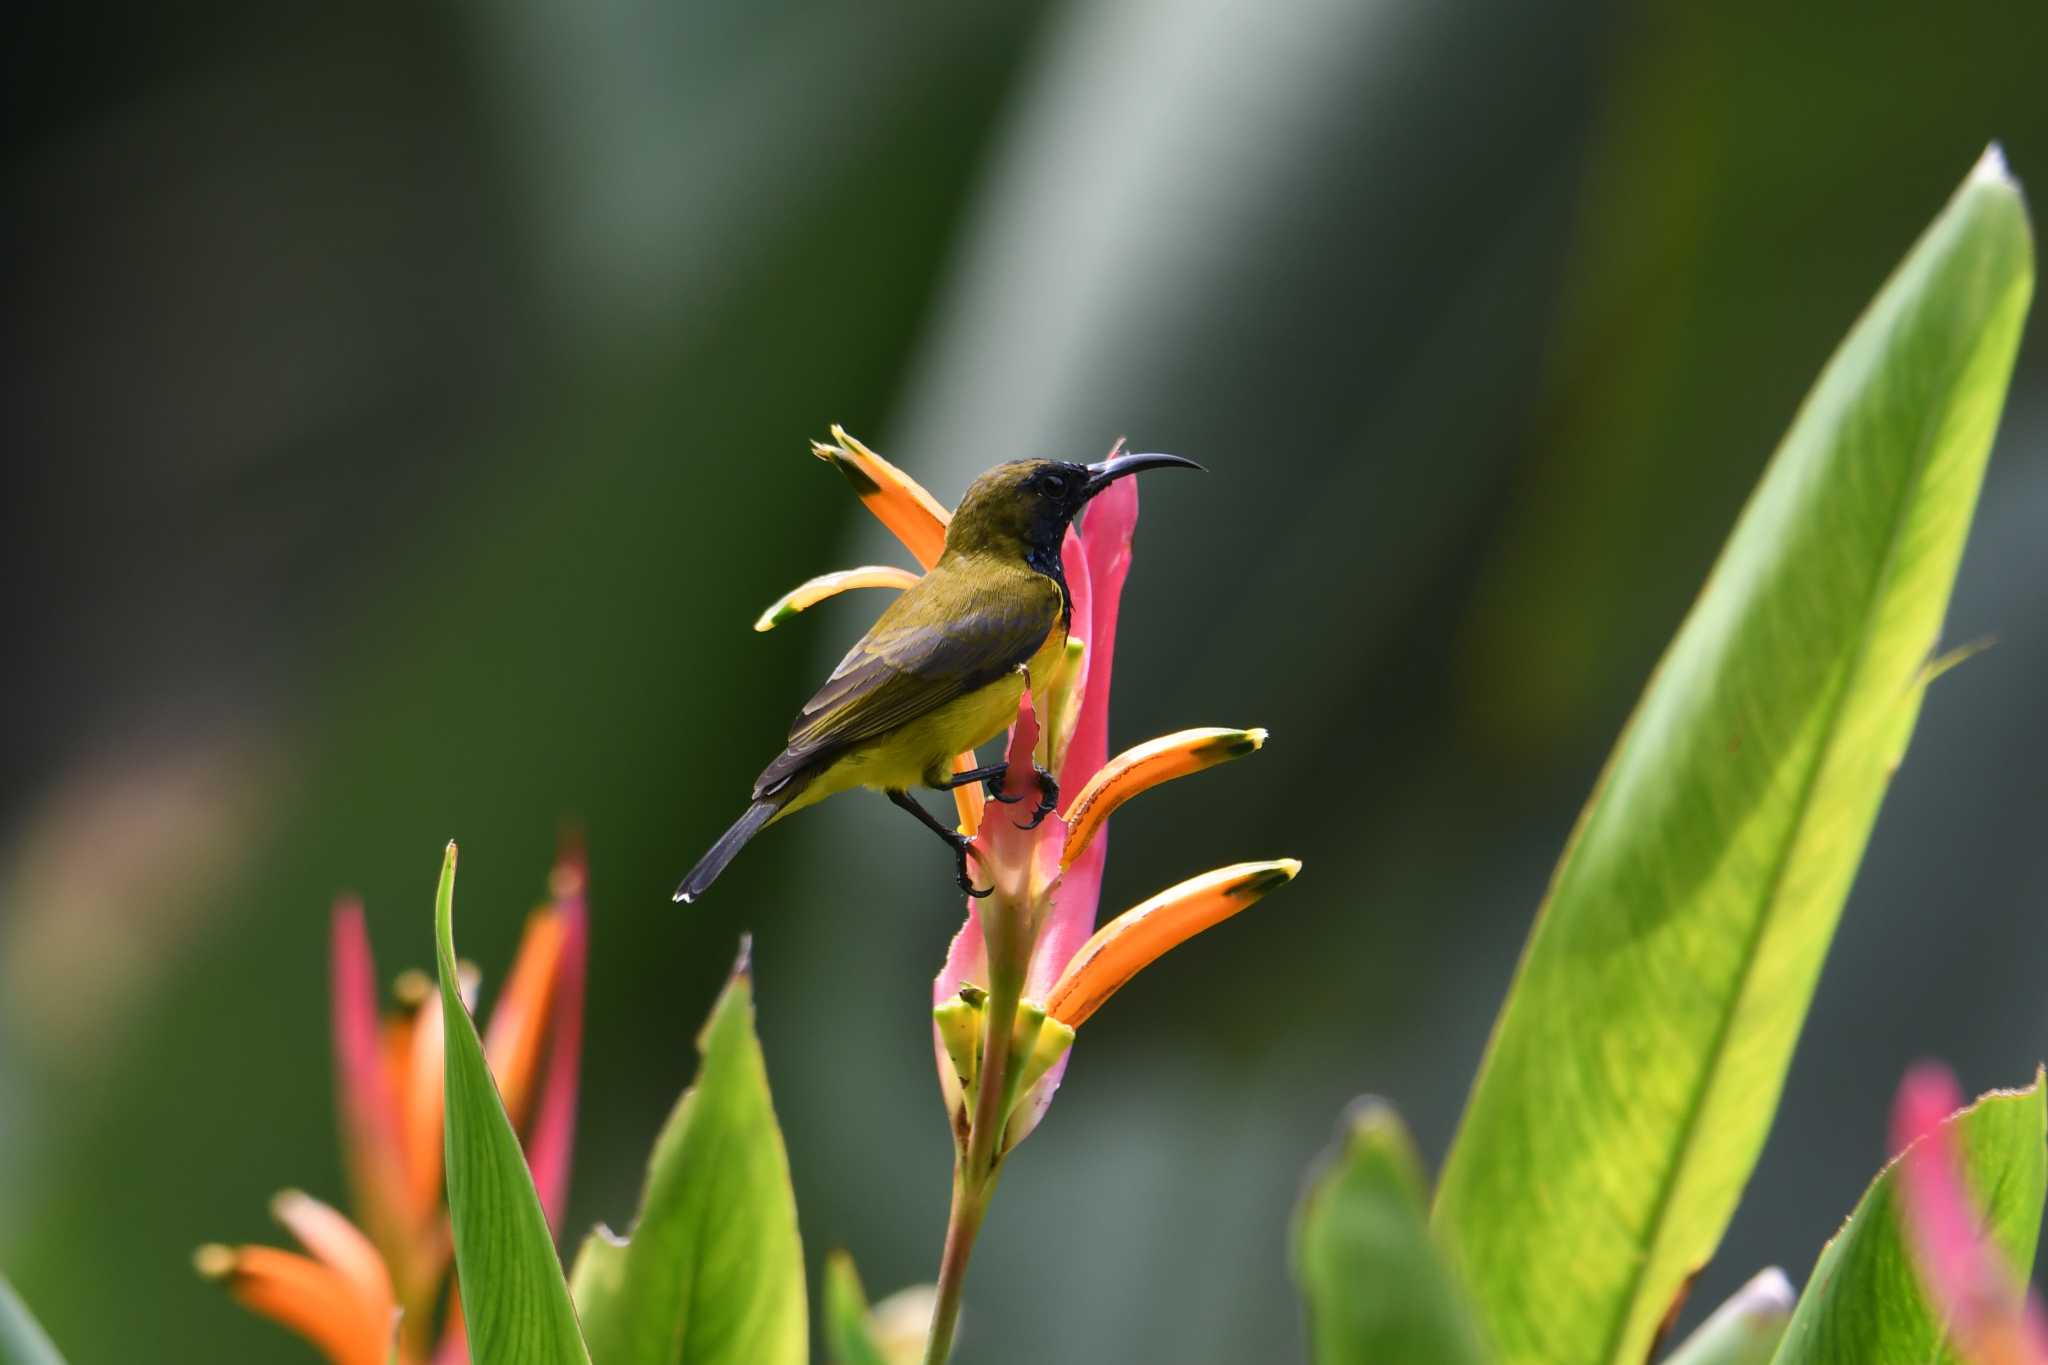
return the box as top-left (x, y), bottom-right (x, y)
top-left (676, 450), bottom-right (1201, 903)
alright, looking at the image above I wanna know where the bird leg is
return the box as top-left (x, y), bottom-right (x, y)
top-left (888, 788), bottom-right (992, 898)
top-left (934, 762), bottom-right (1021, 804)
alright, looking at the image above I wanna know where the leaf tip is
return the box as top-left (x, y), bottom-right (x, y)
top-left (731, 933), bottom-right (754, 982)
top-left (1751, 1265), bottom-right (1795, 1308)
top-left (1973, 142), bottom-right (2014, 189)
top-left (1338, 1093), bottom-right (1412, 1151)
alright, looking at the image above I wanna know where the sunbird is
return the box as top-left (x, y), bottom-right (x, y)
top-left (675, 450), bottom-right (1203, 903)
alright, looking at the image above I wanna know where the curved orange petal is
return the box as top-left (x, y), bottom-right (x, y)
top-left (395, 975), bottom-right (445, 1223)
top-left (1045, 860), bottom-right (1300, 1028)
top-left (1060, 727), bottom-right (1266, 868)
top-left (813, 426), bottom-right (950, 569)
top-left (197, 1244), bottom-right (391, 1365)
top-left (271, 1190), bottom-right (395, 1319)
top-left (754, 565), bottom-right (923, 632)
top-left (482, 908), bottom-right (566, 1132)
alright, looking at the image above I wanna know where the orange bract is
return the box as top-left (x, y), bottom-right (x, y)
top-left (754, 565), bottom-right (923, 632)
top-left (199, 1244), bottom-right (392, 1365)
top-left (396, 979), bottom-right (445, 1222)
top-left (1060, 728), bottom-right (1266, 868)
top-left (1046, 860), bottom-right (1299, 1028)
top-left (482, 908), bottom-right (567, 1130)
top-left (270, 1190), bottom-right (394, 1317)
top-left (950, 750), bottom-right (987, 835)
top-left (813, 425), bottom-right (951, 570)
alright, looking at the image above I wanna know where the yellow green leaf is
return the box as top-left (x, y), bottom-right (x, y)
top-left (568, 942), bottom-right (806, 1365)
top-left (433, 842), bottom-right (590, 1365)
top-left (1293, 1099), bottom-right (1491, 1365)
top-left (1432, 151), bottom-right (2034, 1365)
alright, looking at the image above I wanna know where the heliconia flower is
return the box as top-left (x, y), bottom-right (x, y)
top-left (199, 848), bottom-right (588, 1365)
top-left (769, 428), bottom-right (1299, 1156)
top-left (1890, 1063), bottom-right (2048, 1365)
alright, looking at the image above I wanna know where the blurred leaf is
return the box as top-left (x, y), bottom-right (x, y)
top-left (822, 1252), bottom-right (889, 1365)
top-left (569, 942), bottom-right (806, 1365)
top-left (433, 843), bottom-right (591, 1365)
top-left (1293, 1099), bottom-right (1491, 1365)
top-left (1768, 1074), bottom-right (2046, 1365)
top-left (1663, 1268), bottom-right (1795, 1365)
top-left (1432, 152), bottom-right (2035, 1365)
top-left (0, 1273), bottom-right (68, 1365)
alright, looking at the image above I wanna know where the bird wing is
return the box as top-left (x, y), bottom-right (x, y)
top-left (753, 568), bottom-right (1060, 798)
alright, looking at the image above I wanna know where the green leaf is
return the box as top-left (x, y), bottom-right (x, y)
top-left (822, 1252), bottom-right (891, 1365)
top-left (434, 842), bottom-right (591, 1365)
top-left (1664, 1269), bottom-right (1796, 1365)
top-left (0, 1273), bottom-right (68, 1365)
top-left (1432, 149), bottom-right (2035, 1365)
top-left (1768, 1074), bottom-right (2047, 1365)
top-left (1293, 1099), bottom-right (1492, 1365)
top-left (569, 941), bottom-right (806, 1365)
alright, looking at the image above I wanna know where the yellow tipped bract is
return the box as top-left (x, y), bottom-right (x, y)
top-left (754, 565), bottom-right (923, 632)
top-left (812, 425), bottom-right (951, 569)
top-left (198, 1243), bottom-right (389, 1365)
top-left (1045, 859), bottom-right (1300, 1028)
top-left (1060, 727), bottom-right (1267, 867)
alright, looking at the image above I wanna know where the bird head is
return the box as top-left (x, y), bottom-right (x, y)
top-left (946, 452), bottom-right (1203, 563)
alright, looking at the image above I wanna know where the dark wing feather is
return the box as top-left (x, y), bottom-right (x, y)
top-left (753, 569), bottom-right (1059, 798)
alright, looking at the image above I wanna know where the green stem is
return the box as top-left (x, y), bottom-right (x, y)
top-left (922, 1170), bottom-right (992, 1365)
top-left (924, 894), bottom-right (1027, 1365)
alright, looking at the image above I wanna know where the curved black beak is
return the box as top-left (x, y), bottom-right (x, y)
top-left (1083, 451), bottom-right (1206, 498)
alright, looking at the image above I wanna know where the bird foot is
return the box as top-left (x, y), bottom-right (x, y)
top-left (953, 834), bottom-right (993, 899)
top-left (1015, 764), bottom-right (1059, 830)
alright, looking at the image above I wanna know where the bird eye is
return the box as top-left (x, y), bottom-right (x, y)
top-left (1040, 472), bottom-right (1069, 498)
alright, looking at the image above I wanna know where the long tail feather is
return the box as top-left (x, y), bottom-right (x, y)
top-left (674, 799), bottom-right (781, 903)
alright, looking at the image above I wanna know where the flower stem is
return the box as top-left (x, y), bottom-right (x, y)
top-left (923, 1170), bottom-right (992, 1365)
top-left (924, 904), bottom-right (1026, 1365)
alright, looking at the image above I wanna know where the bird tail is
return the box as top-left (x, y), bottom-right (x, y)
top-left (674, 798), bottom-right (782, 903)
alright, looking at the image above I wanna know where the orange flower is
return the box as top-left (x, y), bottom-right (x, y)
top-left (200, 849), bottom-right (588, 1364)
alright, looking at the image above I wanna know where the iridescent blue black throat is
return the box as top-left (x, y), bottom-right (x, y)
top-left (1026, 540), bottom-right (1074, 629)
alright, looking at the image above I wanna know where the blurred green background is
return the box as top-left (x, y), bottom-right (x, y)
top-left (5, 0), bottom-right (2046, 1360)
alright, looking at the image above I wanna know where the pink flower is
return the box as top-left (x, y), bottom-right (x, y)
top-left (199, 847), bottom-right (588, 1365)
top-left (1891, 1062), bottom-right (2048, 1365)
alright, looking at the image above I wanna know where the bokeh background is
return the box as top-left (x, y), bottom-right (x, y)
top-left (6, 0), bottom-right (2048, 1359)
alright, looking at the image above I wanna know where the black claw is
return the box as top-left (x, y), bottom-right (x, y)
top-left (952, 835), bottom-right (993, 898)
top-left (986, 773), bottom-right (1025, 804)
top-left (1016, 764), bottom-right (1060, 831)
